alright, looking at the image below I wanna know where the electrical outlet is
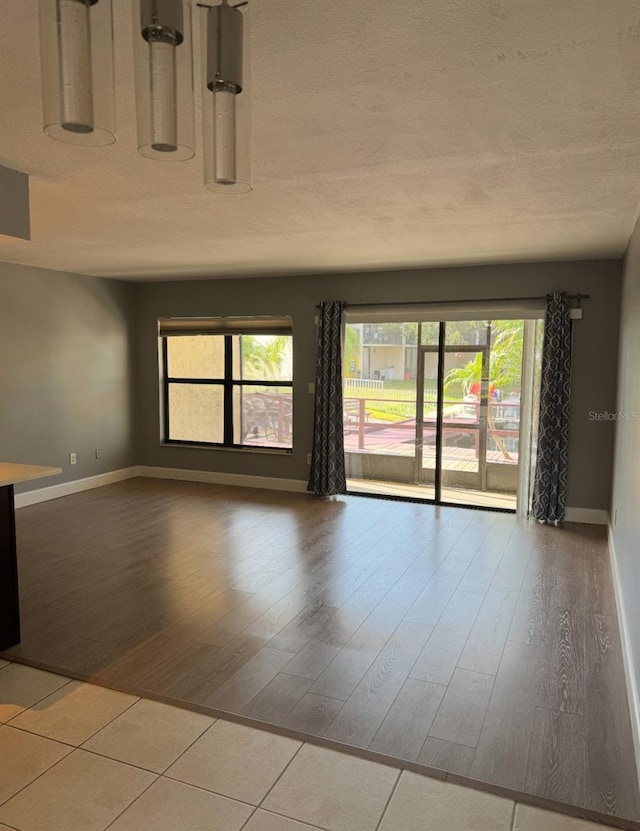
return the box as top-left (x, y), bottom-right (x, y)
top-left (307, 453), bottom-right (312, 465)
top-left (69, 452), bottom-right (77, 466)
top-left (95, 448), bottom-right (103, 460)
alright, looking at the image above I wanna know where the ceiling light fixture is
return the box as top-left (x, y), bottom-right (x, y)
top-left (38, 0), bottom-right (116, 145)
top-left (37, 0), bottom-right (250, 192)
top-left (200, 0), bottom-right (251, 192)
top-left (133, 0), bottom-right (195, 160)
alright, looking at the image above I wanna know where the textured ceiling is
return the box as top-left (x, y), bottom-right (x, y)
top-left (1, 0), bottom-right (640, 280)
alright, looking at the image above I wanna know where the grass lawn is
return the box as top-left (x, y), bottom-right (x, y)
top-left (345, 380), bottom-right (465, 422)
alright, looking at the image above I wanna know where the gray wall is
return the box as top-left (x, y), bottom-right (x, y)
top-left (0, 263), bottom-right (135, 492)
top-left (0, 166), bottom-right (30, 241)
top-left (611, 219), bottom-right (640, 691)
top-left (135, 258), bottom-right (621, 510)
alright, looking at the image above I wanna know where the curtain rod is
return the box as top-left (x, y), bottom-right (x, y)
top-left (315, 294), bottom-right (589, 310)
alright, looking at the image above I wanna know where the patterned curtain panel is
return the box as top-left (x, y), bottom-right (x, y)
top-left (532, 291), bottom-right (572, 525)
top-left (308, 301), bottom-right (347, 497)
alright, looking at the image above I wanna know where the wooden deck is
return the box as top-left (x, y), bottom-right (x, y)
top-left (2, 479), bottom-right (638, 826)
top-left (344, 420), bottom-right (518, 469)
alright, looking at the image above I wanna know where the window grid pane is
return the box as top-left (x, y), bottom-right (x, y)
top-left (168, 383), bottom-right (224, 444)
top-left (233, 386), bottom-right (292, 448)
top-left (235, 335), bottom-right (293, 382)
top-left (167, 335), bottom-right (225, 379)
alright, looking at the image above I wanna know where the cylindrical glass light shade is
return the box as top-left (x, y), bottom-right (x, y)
top-left (148, 36), bottom-right (178, 151)
top-left (201, 1), bottom-right (251, 193)
top-left (213, 88), bottom-right (237, 184)
top-left (134, 0), bottom-right (195, 161)
top-left (38, 0), bottom-right (116, 145)
top-left (58, 0), bottom-right (93, 132)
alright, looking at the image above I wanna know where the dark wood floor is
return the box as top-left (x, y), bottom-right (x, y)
top-left (3, 479), bottom-right (639, 823)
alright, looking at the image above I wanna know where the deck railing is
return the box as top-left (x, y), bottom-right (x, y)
top-left (343, 396), bottom-right (520, 457)
top-left (344, 378), bottom-right (383, 391)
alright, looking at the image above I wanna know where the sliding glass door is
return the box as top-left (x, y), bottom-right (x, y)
top-left (344, 315), bottom-right (541, 512)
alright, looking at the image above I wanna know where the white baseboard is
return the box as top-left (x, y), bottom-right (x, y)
top-left (138, 466), bottom-right (308, 494)
top-left (564, 507), bottom-right (608, 525)
top-left (13, 464), bottom-right (307, 506)
top-left (14, 469), bottom-right (609, 521)
top-left (14, 467), bottom-right (139, 509)
top-left (607, 523), bottom-right (640, 787)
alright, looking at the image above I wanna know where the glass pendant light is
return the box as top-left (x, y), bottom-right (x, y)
top-left (38, 0), bottom-right (116, 145)
top-left (201, 0), bottom-right (251, 193)
top-left (133, 0), bottom-right (195, 160)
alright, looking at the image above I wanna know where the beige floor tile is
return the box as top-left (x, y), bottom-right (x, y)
top-left (8, 680), bottom-right (137, 744)
top-left (378, 771), bottom-right (513, 831)
top-left (0, 659), bottom-right (9, 670)
top-left (0, 664), bottom-right (70, 722)
top-left (263, 744), bottom-right (399, 831)
top-left (166, 719), bottom-right (301, 805)
top-left (0, 725), bottom-right (72, 803)
top-left (108, 777), bottom-right (253, 830)
top-left (0, 749), bottom-right (155, 831)
top-left (83, 698), bottom-right (213, 772)
top-left (513, 804), bottom-right (619, 831)
top-left (244, 811), bottom-right (327, 830)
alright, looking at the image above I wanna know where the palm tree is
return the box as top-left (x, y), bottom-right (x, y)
top-left (443, 321), bottom-right (525, 460)
top-left (241, 335), bottom-right (290, 380)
